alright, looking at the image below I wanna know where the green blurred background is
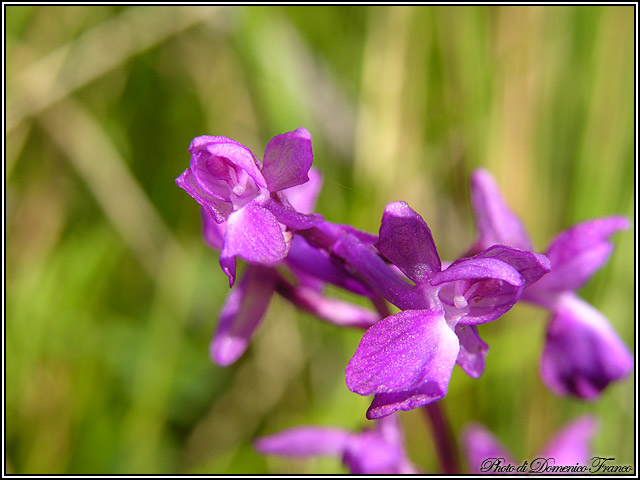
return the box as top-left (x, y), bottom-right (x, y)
top-left (5, 5), bottom-right (635, 474)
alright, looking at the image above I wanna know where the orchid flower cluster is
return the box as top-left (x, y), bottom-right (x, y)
top-left (176, 127), bottom-right (632, 474)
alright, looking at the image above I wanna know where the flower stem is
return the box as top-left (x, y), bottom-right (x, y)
top-left (423, 402), bottom-right (459, 474)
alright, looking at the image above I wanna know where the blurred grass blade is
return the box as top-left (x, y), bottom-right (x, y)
top-left (39, 98), bottom-right (184, 277)
top-left (7, 6), bottom-right (222, 133)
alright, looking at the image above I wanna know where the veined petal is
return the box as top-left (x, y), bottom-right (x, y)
top-left (220, 202), bottom-right (288, 286)
top-left (254, 426), bottom-right (353, 457)
top-left (176, 169), bottom-right (232, 223)
top-left (469, 168), bottom-right (533, 252)
top-left (540, 294), bottom-right (633, 399)
top-left (472, 245), bottom-right (551, 287)
top-left (532, 216), bottom-right (629, 293)
top-left (375, 201), bottom-right (441, 285)
top-left (462, 423), bottom-right (517, 474)
top-left (346, 309), bottom-right (459, 398)
top-left (537, 416), bottom-right (597, 466)
top-left (333, 234), bottom-right (422, 310)
top-left (432, 257), bottom-right (524, 325)
top-left (282, 166), bottom-right (323, 214)
top-left (455, 325), bottom-right (489, 378)
top-left (211, 266), bottom-right (277, 366)
top-left (261, 127), bottom-right (314, 191)
top-left (432, 257), bottom-right (524, 287)
top-left (263, 197), bottom-right (324, 230)
top-left (190, 135), bottom-right (267, 189)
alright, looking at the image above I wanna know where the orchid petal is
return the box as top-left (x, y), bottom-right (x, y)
top-left (342, 430), bottom-right (403, 474)
top-left (366, 383), bottom-right (450, 420)
top-left (190, 135), bottom-right (266, 190)
top-left (472, 245), bottom-right (551, 287)
top-left (176, 169), bottom-right (233, 223)
top-left (261, 127), bottom-right (314, 191)
top-left (210, 266), bottom-right (277, 366)
top-left (220, 202), bottom-right (288, 286)
top-left (254, 426), bottom-right (353, 457)
top-left (432, 257), bottom-right (523, 288)
top-left (537, 416), bottom-right (597, 466)
top-left (263, 197), bottom-right (324, 230)
top-left (469, 168), bottom-right (533, 252)
top-left (455, 325), bottom-right (489, 378)
top-left (375, 201), bottom-right (441, 284)
top-left (462, 423), bottom-right (517, 474)
top-left (201, 207), bottom-right (225, 250)
top-left (532, 216), bottom-right (630, 292)
top-left (540, 294), bottom-right (633, 399)
top-left (432, 257), bottom-right (524, 325)
top-left (282, 166), bottom-right (323, 214)
top-left (346, 309), bottom-right (459, 398)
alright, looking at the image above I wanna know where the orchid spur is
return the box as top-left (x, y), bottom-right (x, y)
top-left (468, 169), bottom-right (633, 399)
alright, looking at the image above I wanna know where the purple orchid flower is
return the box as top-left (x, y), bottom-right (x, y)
top-left (331, 201), bottom-right (550, 419)
top-left (254, 414), bottom-right (418, 474)
top-left (176, 127), bottom-right (323, 287)
top-left (463, 416), bottom-right (597, 474)
top-left (468, 168), bottom-right (633, 399)
top-left (202, 168), bottom-right (381, 366)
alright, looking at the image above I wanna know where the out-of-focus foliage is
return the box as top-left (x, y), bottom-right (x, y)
top-left (5, 5), bottom-right (634, 474)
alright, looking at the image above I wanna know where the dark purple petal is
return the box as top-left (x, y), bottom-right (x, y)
top-left (346, 309), bottom-right (459, 398)
top-left (275, 280), bottom-right (380, 329)
top-left (201, 207), bottom-right (225, 250)
top-left (540, 294), bottom-right (633, 399)
top-left (282, 166), bottom-right (323, 214)
top-left (190, 135), bottom-right (266, 190)
top-left (261, 127), bottom-right (314, 191)
top-left (455, 325), bottom-right (489, 378)
top-left (432, 257), bottom-right (524, 325)
top-left (462, 423), bottom-right (517, 474)
top-left (210, 266), bottom-right (277, 366)
top-left (469, 168), bottom-right (533, 252)
top-left (176, 169), bottom-right (233, 223)
top-left (333, 234), bottom-right (422, 310)
top-left (375, 201), bottom-right (441, 285)
top-left (366, 383), bottom-right (450, 420)
top-left (342, 430), bottom-right (403, 474)
top-left (254, 426), bottom-right (353, 457)
top-left (537, 416), bottom-right (597, 466)
top-left (531, 216), bottom-right (630, 293)
top-left (286, 235), bottom-right (375, 297)
top-left (472, 245), bottom-right (551, 287)
top-left (263, 197), bottom-right (324, 230)
top-left (220, 202), bottom-right (288, 286)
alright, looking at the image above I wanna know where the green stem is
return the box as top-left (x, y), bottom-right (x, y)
top-left (423, 402), bottom-right (459, 474)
